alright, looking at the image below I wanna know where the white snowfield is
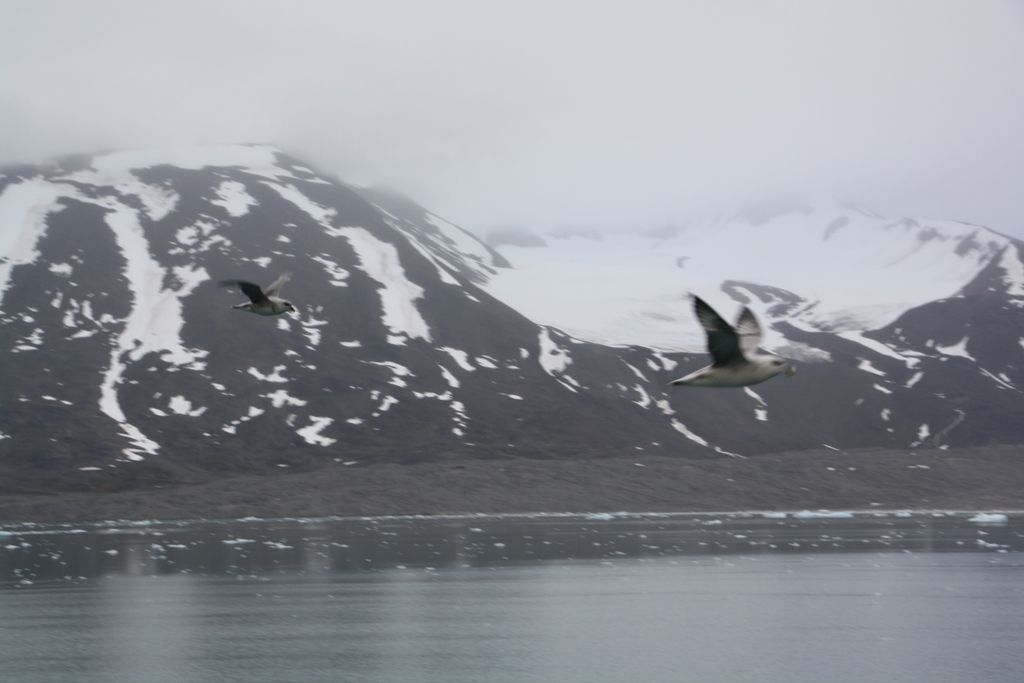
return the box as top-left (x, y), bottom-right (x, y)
top-left (481, 206), bottom-right (1020, 354)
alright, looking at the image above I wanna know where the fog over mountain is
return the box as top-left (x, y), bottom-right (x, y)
top-left (2, 1), bottom-right (1023, 239)
top-left (2, 145), bottom-right (1024, 493)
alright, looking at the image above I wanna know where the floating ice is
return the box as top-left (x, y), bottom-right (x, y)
top-left (969, 513), bottom-right (1009, 524)
top-left (793, 511), bottom-right (855, 519)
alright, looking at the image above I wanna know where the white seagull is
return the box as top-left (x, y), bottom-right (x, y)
top-left (219, 271), bottom-right (297, 316)
top-left (671, 296), bottom-right (795, 387)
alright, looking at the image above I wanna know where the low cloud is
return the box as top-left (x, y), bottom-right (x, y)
top-left (2, 0), bottom-right (1023, 236)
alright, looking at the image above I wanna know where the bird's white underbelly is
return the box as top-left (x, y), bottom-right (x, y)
top-left (673, 364), bottom-right (774, 387)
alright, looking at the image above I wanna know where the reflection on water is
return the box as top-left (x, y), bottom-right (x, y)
top-left (2, 512), bottom-right (1023, 683)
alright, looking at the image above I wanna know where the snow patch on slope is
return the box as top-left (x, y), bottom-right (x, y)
top-left (936, 337), bottom-right (974, 360)
top-left (333, 227), bottom-right (431, 343)
top-left (0, 180), bottom-right (71, 306)
top-left (538, 328), bottom-right (572, 375)
top-left (210, 180), bottom-right (257, 217)
top-left (297, 417), bottom-right (337, 446)
top-left (75, 194), bottom-right (210, 458)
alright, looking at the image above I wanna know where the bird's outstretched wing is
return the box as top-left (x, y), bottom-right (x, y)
top-left (219, 279), bottom-right (268, 304)
top-left (693, 296), bottom-right (745, 366)
top-left (733, 307), bottom-right (763, 358)
top-left (265, 271), bottom-right (291, 298)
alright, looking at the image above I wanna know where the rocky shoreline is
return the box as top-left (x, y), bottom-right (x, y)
top-left (1, 445), bottom-right (1022, 524)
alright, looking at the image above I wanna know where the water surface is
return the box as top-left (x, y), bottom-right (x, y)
top-left (2, 511), bottom-right (1023, 682)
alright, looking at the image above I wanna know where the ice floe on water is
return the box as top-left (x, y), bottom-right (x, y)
top-left (969, 513), bottom-right (1009, 524)
top-left (793, 510), bottom-right (855, 519)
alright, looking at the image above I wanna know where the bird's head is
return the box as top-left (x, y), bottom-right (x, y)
top-left (283, 301), bottom-right (297, 314)
top-left (769, 357), bottom-right (796, 377)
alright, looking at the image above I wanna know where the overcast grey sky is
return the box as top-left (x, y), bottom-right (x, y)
top-left (2, 1), bottom-right (1023, 237)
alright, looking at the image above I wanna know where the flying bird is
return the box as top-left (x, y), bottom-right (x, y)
top-left (671, 296), bottom-right (795, 387)
top-left (219, 271), bottom-right (296, 316)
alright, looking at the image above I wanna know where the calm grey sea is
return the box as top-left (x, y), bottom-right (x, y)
top-left (2, 512), bottom-right (1023, 683)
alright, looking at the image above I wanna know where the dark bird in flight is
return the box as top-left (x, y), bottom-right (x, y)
top-left (219, 271), bottom-right (296, 316)
top-left (671, 296), bottom-right (795, 387)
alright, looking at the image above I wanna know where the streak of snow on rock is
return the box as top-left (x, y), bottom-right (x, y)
top-left (297, 417), bottom-right (337, 446)
top-left (210, 180), bottom-right (257, 217)
top-left (538, 328), bottom-right (572, 376)
top-left (440, 347), bottom-right (475, 371)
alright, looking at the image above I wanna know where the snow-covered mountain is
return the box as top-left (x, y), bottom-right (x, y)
top-left (481, 204), bottom-right (1021, 354)
top-left (1, 145), bottom-right (1023, 491)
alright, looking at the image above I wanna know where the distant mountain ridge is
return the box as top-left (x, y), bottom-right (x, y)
top-left (1, 144), bottom-right (1022, 492)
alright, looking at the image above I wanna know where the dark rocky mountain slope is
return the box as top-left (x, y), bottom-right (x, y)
top-left (1, 145), bottom-right (1022, 494)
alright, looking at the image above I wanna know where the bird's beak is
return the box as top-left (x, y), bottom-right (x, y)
top-left (784, 366), bottom-right (796, 377)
